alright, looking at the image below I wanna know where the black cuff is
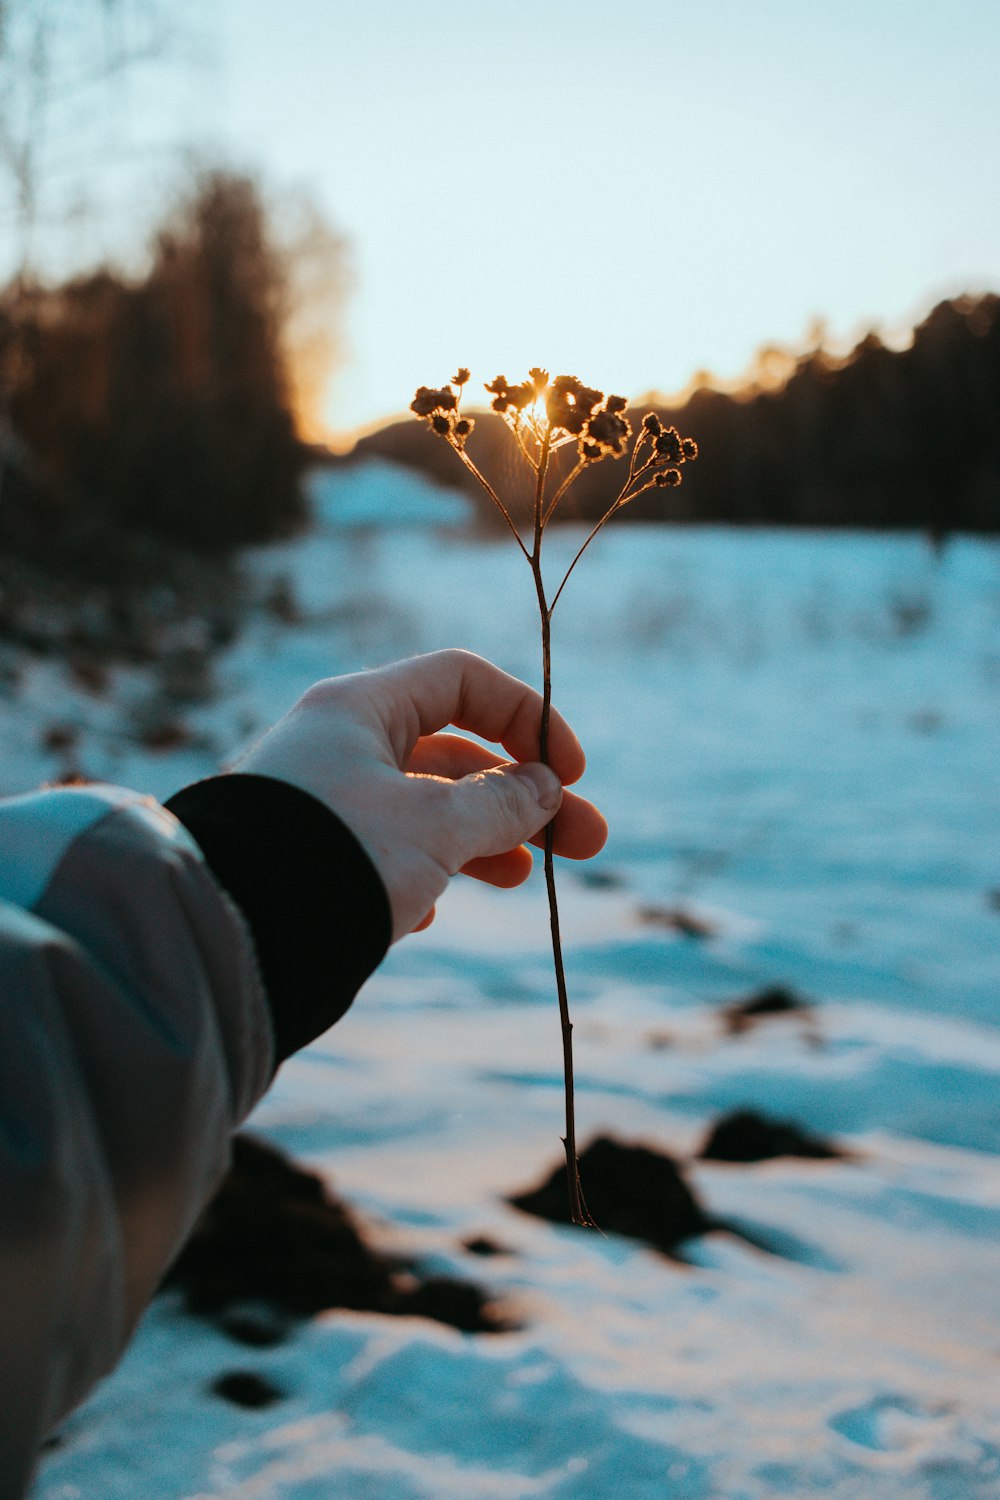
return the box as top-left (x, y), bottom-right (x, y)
top-left (165, 773), bottom-right (391, 1069)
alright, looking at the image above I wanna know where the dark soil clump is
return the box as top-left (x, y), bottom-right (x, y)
top-left (210, 1371), bottom-right (285, 1409)
top-left (636, 903), bottom-right (718, 939)
top-left (217, 1307), bottom-right (293, 1348)
top-left (462, 1235), bottom-right (511, 1258)
top-left (509, 1135), bottom-right (714, 1254)
top-left (163, 1133), bottom-right (510, 1335)
top-left (720, 984), bottom-right (812, 1034)
top-left (699, 1108), bottom-right (846, 1162)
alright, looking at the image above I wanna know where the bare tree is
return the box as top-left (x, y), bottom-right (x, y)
top-left (0, 0), bottom-right (193, 501)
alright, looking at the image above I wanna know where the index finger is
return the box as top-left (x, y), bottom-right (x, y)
top-left (373, 649), bottom-right (588, 785)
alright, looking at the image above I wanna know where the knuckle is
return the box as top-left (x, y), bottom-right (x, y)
top-left (437, 646), bottom-right (483, 675)
top-left (481, 768), bottom-right (533, 839)
top-left (298, 676), bottom-right (350, 710)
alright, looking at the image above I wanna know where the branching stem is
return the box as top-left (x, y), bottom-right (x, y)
top-left (542, 458), bottom-right (586, 528)
top-left (452, 446), bottom-right (531, 559)
top-left (549, 501), bottom-right (622, 615)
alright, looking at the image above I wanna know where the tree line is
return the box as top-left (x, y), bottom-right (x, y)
top-left (355, 294), bottom-right (1000, 534)
top-left (0, 170), bottom-right (315, 561)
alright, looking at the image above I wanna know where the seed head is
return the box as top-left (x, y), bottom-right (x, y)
top-left (642, 413), bottom-right (662, 436)
top-left (681, 437), bottom-right (699, 461)
top-left (546, 374), bottom-right (603, 436)
top-left (654, 426), bottom-right (683, 463)
top-left (655, 468), bottom-right (683, 487)
top-left (585, 405), bottom-right (632, 457)
top-left (451, 368), bottom-right (471, 386)
top-left (411, 385), bottom-right (458, 417)
top-left (485, 375), bottom-right (513, 413)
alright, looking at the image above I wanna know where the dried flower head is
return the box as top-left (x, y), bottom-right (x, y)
top-left (411, 385), bottom-right (457, 418)
top-left (413, 372), bottom-right (697, 499)
top-left (654, 426), bottom-right (683, 462)
top-left (410, 381), bottom-right (474, 448)
top-left (545, 375), bottom-right (600, 436)
top-left (485, 375), bottom-right (535, 414)
top-left (584, 404), bottom-right (632, 458)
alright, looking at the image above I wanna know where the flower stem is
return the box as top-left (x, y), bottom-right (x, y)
top-left (530, 432), bottom-right (594, 1228)
top-left (548, 500), bottom-right (622, 614)
top-left (453, 446), bottom-right (531, 559)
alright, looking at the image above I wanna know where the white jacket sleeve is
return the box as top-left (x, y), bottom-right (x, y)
top-left (0, 785), bottom-right (275, 1499)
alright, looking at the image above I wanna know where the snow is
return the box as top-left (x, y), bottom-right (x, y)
top-left (10, 462), bottom-right (1000, 1498)
top-left (307, 459), bottom-right (471, 529)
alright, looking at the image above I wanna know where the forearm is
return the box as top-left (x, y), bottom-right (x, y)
top-left (165, 773), bottom-right (391, 1067)
top-left (0, 777), bottom-right (390, 1496)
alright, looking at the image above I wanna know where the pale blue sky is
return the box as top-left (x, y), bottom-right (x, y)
top-left (207, 0), bottom-right (1000, 436)
top-left (35, 0), bottom-right (1000, 440)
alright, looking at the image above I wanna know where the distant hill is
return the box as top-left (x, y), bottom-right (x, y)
top-left (344, 294), bottom-right (1000, 534)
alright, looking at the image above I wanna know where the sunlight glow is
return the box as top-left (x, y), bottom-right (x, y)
top-left (211, 0), bottom-right (1000, 438)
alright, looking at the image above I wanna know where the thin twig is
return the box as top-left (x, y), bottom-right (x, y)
top-left (549, 462), bottom-right (668, 613)
top-left (548, 501), bottom-right (623, 615)
top-left (453, 447), bottom-right (531, 559)
top-left (509, 415), bottom-right (539, 472)
top-left (542, 458), bottom-right (586, 528)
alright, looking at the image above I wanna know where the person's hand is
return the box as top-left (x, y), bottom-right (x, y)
top-left (233, 649), bottom-right (608, 940)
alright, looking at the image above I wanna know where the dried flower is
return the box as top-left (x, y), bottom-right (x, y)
top-left (546, 375), bottom-right (602, 436)
top-left (411, 367), bottom-right (699, 1228)
top-left (411, 385), bottom-right (457, 417)
top-left (453, 417), bottom-right (474, 449)
top-left (485, 374), bottom-right (533, 413)
top-left (654, 426), bottom-right (683, 462)
top-left (585, 406), bottom-right (632, 457)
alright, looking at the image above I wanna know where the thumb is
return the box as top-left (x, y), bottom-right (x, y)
top-left (445, 761), bottom-right (562, 866)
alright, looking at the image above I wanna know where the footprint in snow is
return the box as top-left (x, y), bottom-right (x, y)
top-left (829, 1394), bottom-right (953, 1453)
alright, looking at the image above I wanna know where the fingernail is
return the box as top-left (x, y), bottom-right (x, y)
top-left (511, 762), bottom-right (562, 811)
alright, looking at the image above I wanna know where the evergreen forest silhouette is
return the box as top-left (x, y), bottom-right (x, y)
top-left (358, 295), bottom-right (1000, 538)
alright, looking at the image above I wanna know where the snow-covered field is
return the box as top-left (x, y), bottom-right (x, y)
top-left (12, 462), bottom-right (1000, 1498)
